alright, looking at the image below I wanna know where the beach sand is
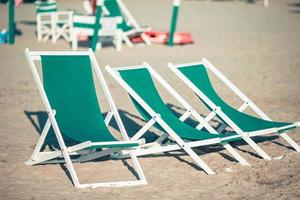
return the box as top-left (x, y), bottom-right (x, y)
top-left (0, 0), bottom-right (300, 199)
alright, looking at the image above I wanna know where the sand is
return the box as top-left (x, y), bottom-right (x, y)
top-left (0, 0), bottom-right (300, 199)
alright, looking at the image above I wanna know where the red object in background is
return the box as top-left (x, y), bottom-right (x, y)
top-left (131, 31), bottom-right (193, 45)
top-left (92, 0), bottom-right (97, 14)
top-left (15, 0), bottom-right (23, 7)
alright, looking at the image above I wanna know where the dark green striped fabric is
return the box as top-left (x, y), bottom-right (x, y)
top-left (36, 8), bottom-right (57, 13)
top-left (36, 1), bottom-right (57, 13)
top-left (41, 55), bottom-right (137, 148)
top-left (178, 65), bottom-right (293, 132)
top-left (118, 68), bottom-right (240, 142)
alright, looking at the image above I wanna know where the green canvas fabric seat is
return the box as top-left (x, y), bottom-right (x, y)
top-left (169, 59), bottom-right (300, 156)
top-left (118, 68), bottom-right (240, 143)
top-left (176, 64), bottom-right (296, 133)
top-left (25, 50), bottom-right (147, 189)
top-left (41, 55), bottom-right (137, 148)
top-left (107, 64), bottom-right (256, 174)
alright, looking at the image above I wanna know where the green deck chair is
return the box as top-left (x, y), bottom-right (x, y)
top-left (103, 0), bottom-right (151, 45)
top-left (106, 63), bottom-right (257, 175)
top-left (169, 58), bottom-right (300, 156)
top-left (24, 49), bottom-right (147, 189)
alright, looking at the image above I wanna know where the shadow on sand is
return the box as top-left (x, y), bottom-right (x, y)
top-left (288, 2), bottom-right (300, 13)
top-left (24, 103), bottom-right (291, 180)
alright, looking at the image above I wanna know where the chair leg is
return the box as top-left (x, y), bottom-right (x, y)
top-left (71, 33), bottom-right (78, 50)
top-left (37, 16), bottom-right (42, 42)
top-left (63, 147), bottom-right (147, 188)
top-left (96, 42), bottom-right (101, 51)
top-left (51, 14), bottom-right (56, 43)
top-left (37, 24), bottom-right (42, 42)
top-left (128, 150), bottom-right (147, 182)
top-left (157, 118), bottom-right (215, 174)
top-left (243, 137), bottom-right (272, 160)
top-left (141, 33), bottom-right (151, 45)
top-left (122, 33), bottom-right (133, 47)
top-left (182, 144), bottom-right (216, 174)
top-left (115, 31), bottom-right (122, 51)
top-left (43, 31), bottom-right (51, 42)
top-left (60, 147), bottom-right (81, 188)
top-left (223, 143), bottom-right (250, 166)
top-left (25, 117), bottom-right (51, 165)
top-left (280, 133), bottom-right (300, 152)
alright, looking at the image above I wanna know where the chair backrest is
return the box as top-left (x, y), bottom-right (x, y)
top-left (41, 55), bottom-right (117, 143)
top-left (73, 15), bottom-right (97, 32)
top-left (178, 64), bottom-right (225, 113)
top-left (101, 17), bottom-right (122, 31)
top-left (36, 0), bottom-right (58, 13)
top-left (104, 0), bottom-right (133, 32)
top-left (176, 64), bottom-right (290, 131)
top-left (73, 15), bottom-right (122, 34)
top-left (117, 67), bottom-right (220, 141)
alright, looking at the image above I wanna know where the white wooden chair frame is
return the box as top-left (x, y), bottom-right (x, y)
top-left (104, 0), bottom-right (151, 46)
top-left (53, 11), bottom-right (73, 42)
top-left (24, 48), bottom-right (147, 189)
top-left (37, 11), bottom-right (73, 43)
top-left (105, 63), bottom-right (256, 175)
top-left (168, 59), bottom-right (300, 158)
top-left (72, 15), bottom-right (124, 51)
top-left (37, 12), bottom-right (56, 43)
